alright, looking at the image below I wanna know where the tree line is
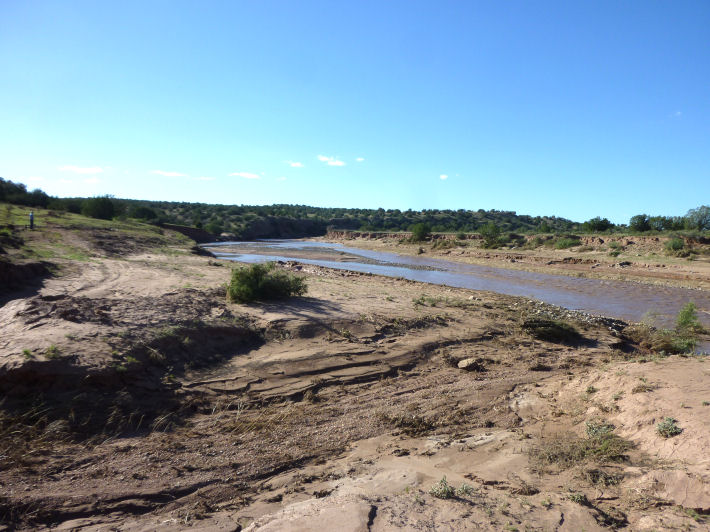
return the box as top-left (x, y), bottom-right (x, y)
top-left (1, 177), bottom-right (707, 238)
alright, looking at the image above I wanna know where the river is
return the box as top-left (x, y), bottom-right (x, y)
top-left (204, 240), bottom-right (710, 333)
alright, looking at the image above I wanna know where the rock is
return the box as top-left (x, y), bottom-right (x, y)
top-left (457, 358), bottom-right (486, 372)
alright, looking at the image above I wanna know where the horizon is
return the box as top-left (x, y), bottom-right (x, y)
top-left (1, 1), bottom-right (709, 224)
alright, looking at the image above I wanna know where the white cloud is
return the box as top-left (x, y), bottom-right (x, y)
top-left (59, 178), bottom-right (73, 184)
top-left (229, 171), bottom-right (261, 179)
top-left (84, 177), bottom-right (100, 184)
top-left (151, 170), bottom-right (187, 177)
top-left (672, 110), bottom-right (682, 117)
top-left (26, 176), bottom-right (45, 183)
top-left (276, 176), bottom-right (287, 182)
top-left (195, 176), bottom-right (215, 181)
top-left (287, 161), bottom-right (304, 168)
top-left (355, 157), bottom-right (365, 162)
top-left (59, 165), bottom-right (104, 174)
top-left (439, 174), bottom-right (448, 180)
top-left (317, 155), bottom-right (346, 166)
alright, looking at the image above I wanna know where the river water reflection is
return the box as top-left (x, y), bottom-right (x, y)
top-left (205, 240), bottom-right (710, 331)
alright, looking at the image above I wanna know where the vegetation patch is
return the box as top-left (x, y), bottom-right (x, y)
top-left (522, 318), bottom-right (582, 344)
top-left (429, 476), bottom-right (456, 499)
top-left (227, 262), bottom-right (307, 303)
top-left (554, 236), bottom-right (581, 249)
top-left (379, 412), bottom-right (435, 436)
top-left (656, 417), bottom-right (682, 438)
top-left (529, 430), bottom-right (632, 471)
top-left (428, 476), bottom-right (473, 499)
top-left (626, 302), bottom-right (705, 355)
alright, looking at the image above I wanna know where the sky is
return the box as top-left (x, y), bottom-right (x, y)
top-left (1, 1), bottom-right (708, 224)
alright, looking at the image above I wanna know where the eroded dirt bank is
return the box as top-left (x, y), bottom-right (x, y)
top-left (1, 236), bottom-right (709, 530)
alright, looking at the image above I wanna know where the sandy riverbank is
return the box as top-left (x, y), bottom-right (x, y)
top-left (319, 233), bottom-right (710, 291)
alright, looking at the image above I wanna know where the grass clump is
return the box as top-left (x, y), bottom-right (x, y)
top-left (585, 420), bottom-right (615, 438)
top-left (44, 345), bottom-right (61, 359)
top-left (226, 263), bottom-right (307, 303)
top-left (656, 417), bottom-right (682, 438)
top-left (530, 428), bottom-right (632, 471)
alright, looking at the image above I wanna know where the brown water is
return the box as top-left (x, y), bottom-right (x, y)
top-left (206, 240), bottom-right (710, 332)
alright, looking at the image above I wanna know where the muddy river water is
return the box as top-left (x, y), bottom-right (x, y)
top-left (205, 240), bottom-right (710, 332)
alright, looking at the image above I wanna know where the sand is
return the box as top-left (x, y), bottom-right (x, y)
top-left (1, 228), bottom-right (709, 531)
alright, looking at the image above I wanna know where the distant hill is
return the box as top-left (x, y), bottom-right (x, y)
top-left (110, 200), bottom-right (578, 239)
top-left (2, 177), bottom-right (707, 240)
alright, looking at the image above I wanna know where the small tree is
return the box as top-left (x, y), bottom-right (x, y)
top-left (685, 205), bottom-right (710, 231)
top-left (629, 214), bottom-right (651, 232)
top-left (81, 196), bottom-right (115, 220)
top-left (479, 222), bottom-right (501, 248)
top-left (129, 205), bottom-right (158, 221)
top-left (582, 216), bottom-right (614, 233)
top-left (409, 223), bottom-right (431, 242)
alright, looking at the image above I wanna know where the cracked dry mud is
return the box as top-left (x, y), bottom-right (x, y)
top-left (1, 242), bottom-right (709, 531)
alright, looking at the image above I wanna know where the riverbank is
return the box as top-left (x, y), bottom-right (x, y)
top-left (1, 214), bottom-right (709, 530)
top-left (321, 232), bottom-right (710, 291)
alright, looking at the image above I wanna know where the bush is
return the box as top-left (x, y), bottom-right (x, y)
top-left (582, 217), bottom-right (614, 232)
top-left (226, 263), bottom-right (307, 303)
top-left (81, 196), bottom-right (115, 220)
top-left (409, 223), bottom-right (431, 242)
top-left (555, 237), bottom-right (580, 249)
top-left (629, 214), bottom-right (651, 232)
top-left (479, 222), bottom-right (501, 248)
top-left (676, 302), bottom-right (704, 333)
top-left (429, 476), bottom-right (456, 499)
top-left (626, 302), bottom-right (705, 354)
top-left (656, 417), bottom-right (682, 438)
top-left (128, 205), bottom-right (158, 221)
top-left (664, 237), bottom-right (686, 256)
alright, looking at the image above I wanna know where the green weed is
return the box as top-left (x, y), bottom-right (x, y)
top-left (656, 417), bottom-right (682, 438)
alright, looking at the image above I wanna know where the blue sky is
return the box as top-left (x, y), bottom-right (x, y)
top-left (1, 1), bottom-right (708, 223)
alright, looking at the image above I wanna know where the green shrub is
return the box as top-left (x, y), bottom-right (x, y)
top-left (81, 196), bottom-right (115, 220)
top-left (663, 236), bottom-right (689, 257)
top-left (656, 417), bottom-right (682, 438)
top-left (676, 302), bottom-right (704, 333)
top-left (227, 263), bottom-right (307, 303)
top-left (409, 223), bottom-right (431, 242)
top-left (527, 236), bottom-right (545, 249)
top-left (626, 302), bottom-right (704, 355)
top-left (554, 237), bottom-right (580, 249)
top-left (665, 237), bottom-right (685, 252)
top-left (479, 222), bottom-right (501, 248)
top-left (429, 476), bottom-right (456, 499)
